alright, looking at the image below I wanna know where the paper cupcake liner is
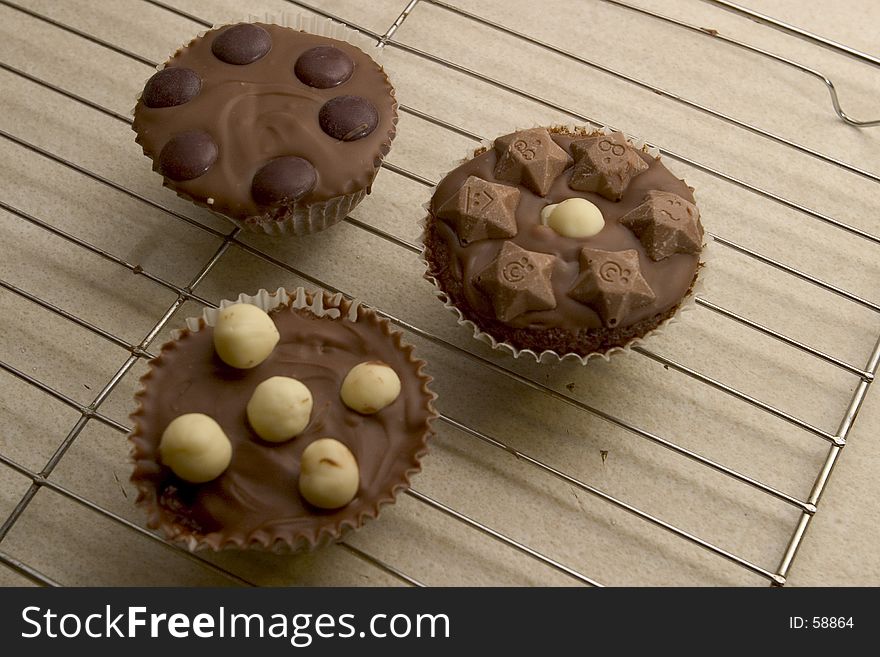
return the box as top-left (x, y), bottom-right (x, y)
top-left (129, 287), bottom-right (437, 553)
top-left (213, 187), bottom-right (369, 237)
top-left (132, 13), bottom-right (398, 237)
top-left (420, 124), bottom-right (710, 365)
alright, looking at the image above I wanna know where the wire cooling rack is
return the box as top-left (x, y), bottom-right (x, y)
top-left (0, 0), bottom-right (878, 587)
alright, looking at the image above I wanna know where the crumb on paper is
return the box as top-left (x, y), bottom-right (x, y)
top-left (566, 382), bottom-right (576, 392)
top-left (113, 471), bottom-right (129, 499)
top-left (132, 264), bottom-right (144, 275)
top-left (83, 383), bottom-right (91, 390)
top-left (570, 488), bottom-right (588, 514)
top-left (701, 26), bottom-right (719, 36)
top-left (663, 364), bottom-right (669, 370)
top-left (600, 450), bottom-right (609, 464)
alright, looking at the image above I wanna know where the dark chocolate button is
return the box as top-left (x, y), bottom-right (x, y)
top-left (318, 95), bottom-right (379, 141)
top-left (142, 68), bottom-right (201, 108)
top-left (294, 46), bottom-right (355, 88)
top-left (251, 156), bottom-right (317, 205)
top-left (159, 130), bottom-right (218, 181)
top-left (211, 24), bottom-right (272, 65)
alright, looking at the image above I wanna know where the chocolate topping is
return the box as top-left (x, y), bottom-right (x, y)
top-left (142, 68), bottom-right (201, 108)
top-left (130, 294), bottom-right (435, 549)
top-left (319, 95), bottom-right (379, 141)
top-left (158, 130), bottom-right (218, 181)
top-left (620, 190), bottom-right (703, 261)
top-left (424, 128), bottom-right (703, 353)
top-left (570, 133), bottom-right (649, 201)
top-left (568, 248), bottom-right (656, 327)
top-left (211, 24), bottom-right (272, 65)
top-left (493, 128), bottom-right (573, 196)
top-left (474, 242), bottom-right (557, 322)
top-left (251, 156), bottom-right (318, 206)
top-left (436, 176), bottom-right (520, 245)
top-left (132, 24), bottom-right (397, 223)
top-left (295, 45), bottom-right (354, 88)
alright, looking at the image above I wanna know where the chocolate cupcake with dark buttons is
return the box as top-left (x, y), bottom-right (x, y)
top-left (422, 126), bottom-right (706, 362)
top-left (133, 21), bottom-right (397, 236)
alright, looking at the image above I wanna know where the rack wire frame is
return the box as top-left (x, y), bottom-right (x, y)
top-left (0, 0), bottom-right (876, 587)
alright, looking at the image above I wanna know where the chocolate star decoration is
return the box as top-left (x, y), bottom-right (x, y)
top-left (569, 248), bottom-right (656, 328)
top-left (474, 242), bottom-right (557, 322)
top-left (569, 132), bottom-right (648, 201)
top-left (493, 128), bottom-right (573, 196)
top-left (620, 190), bottom-right (704, 261)
top-left (435, 176), bottom-right (520, 245)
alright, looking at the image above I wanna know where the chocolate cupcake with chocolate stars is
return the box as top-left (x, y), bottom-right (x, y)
top-left (129, 288), bottom-right (436, 551)
top-left (422, 126), bottom-right (706, 362)
top-left (132, 20), bottom-right (397, 236)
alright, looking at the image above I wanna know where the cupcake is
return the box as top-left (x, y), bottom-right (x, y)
top-left (129, 288), bottom-right (436, 551)
top-left (132, 21), bottom-right (398, 236)
top-left (422, 126), bottom-right (705, 362)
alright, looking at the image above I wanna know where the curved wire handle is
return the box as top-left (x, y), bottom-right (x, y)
top-left (602, 0), bottom-right (880, 127)
top-left (704, 0), bottom-right (880, 67)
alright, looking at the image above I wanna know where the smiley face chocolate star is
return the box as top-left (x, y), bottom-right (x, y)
top-left (569, 248), bottom-right (655, 328)
top-left (435, 176), bottom-right (520, 245)
top-left (569, 132), bottom-right (648, 201)
top-left (620, 191), bottom-right (704, 261)
top-left (493, 128), bottom-right (573, 196)
top-left (474, 242), bottom-right (557, 322)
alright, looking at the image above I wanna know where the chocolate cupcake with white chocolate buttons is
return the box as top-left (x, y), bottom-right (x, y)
top-left (129, 288), bottom-right (436, 551)
top-left (422, 126), bottom-right (705, 362)
top-left (132, 21), bottom-right (398, 236)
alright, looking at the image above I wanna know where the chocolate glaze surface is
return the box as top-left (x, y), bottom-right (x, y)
top-left (427, 130), bottom-right (702, 337)
top-left (130, 295), bottom-right (435, 550)
top-left (133, 24), bottom-right (397, 222)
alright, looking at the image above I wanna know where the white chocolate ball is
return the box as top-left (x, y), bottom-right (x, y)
top-left (159, 413), bottom-right (232, 484)
top-left (246, 376), bottom-right (313, 443)
top-left (541, 198), bottom-right (605, 238)
top-left (213, 303), bottom-right (280, 369)
top-left (298, 438), bottom-right (360, 509)
top-left (340, 361), bottom-right (401, 414)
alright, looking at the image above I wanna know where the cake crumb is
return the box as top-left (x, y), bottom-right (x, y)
top-left (566, 382), bottom-right (576, 392)
top-left (113, 472), bottom-right (129, 499)
top-left (600, 450), bottom-right (609, 464)
top-left (570, 488), bottom-right (588, 515)
top-left (132, 264), bottom-right (144, 275)
top-left (701, 27), bottom-right (719, 36)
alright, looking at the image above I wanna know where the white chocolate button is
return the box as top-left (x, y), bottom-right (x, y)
top-left (298, 438), bottom-right (359, 509)
top-left (246, 376), bottom-right (313, 443)
top-left (340, 361), bottom-right (401, 414)
top-left (159, 413), bottom-right (232, 483)
top-left (541, 198), bottom-right (605, 238)
top-left (213, 303), bottom-right (280, 369)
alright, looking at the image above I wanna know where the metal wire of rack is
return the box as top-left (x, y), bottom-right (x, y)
top-left (0, 0), bottom-right (877, 587)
